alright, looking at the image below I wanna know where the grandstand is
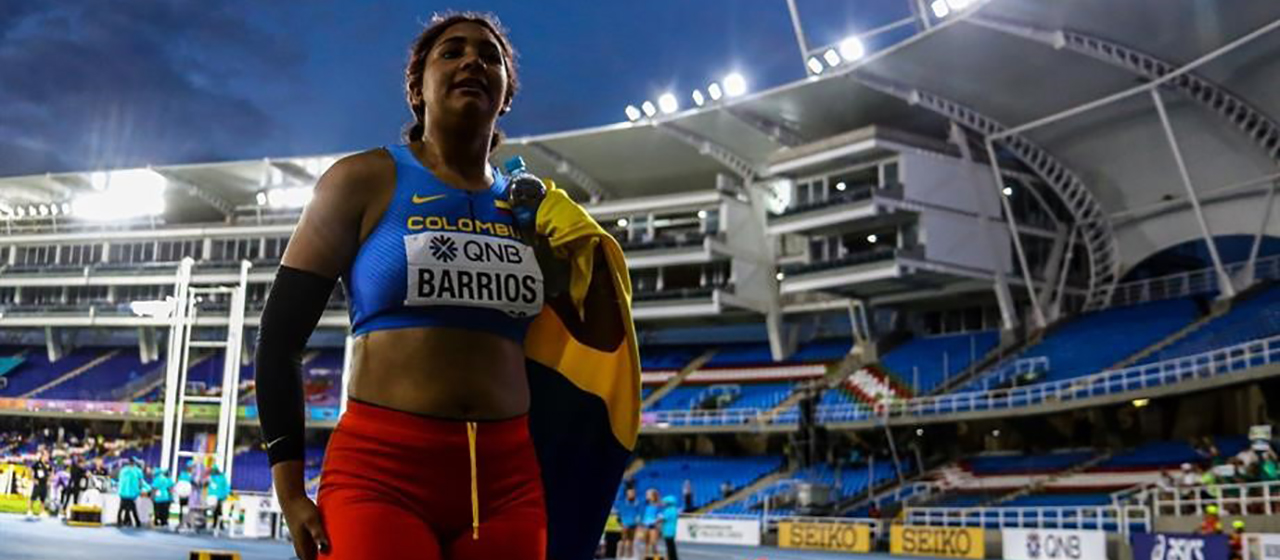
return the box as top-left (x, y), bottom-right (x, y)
top-left (0, 0), bottom-right (1279, 559)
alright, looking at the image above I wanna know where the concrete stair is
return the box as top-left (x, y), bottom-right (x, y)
top-left (696, 464), bottom-right (796, 514)
top-left (21, 349), bottom-right (122, 399)
top-left (641, 349), bottom-right (717, 409)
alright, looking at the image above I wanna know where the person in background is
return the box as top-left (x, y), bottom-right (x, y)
top-left (720, 480), bottom-right (731, 499)
top-left (149, 468), bottom-right (174, 528)
top-left (617, 487), bottom-right (640, 558)
top-left (64, 456), bottom-right (86, 515)
top-left (116, 458), bottom-right (144, 528)
top-left (207, 464), bottom-right (230, 531)
top-left (681, 479), bottom-right (693, 512)
top-left (1228, 519), bottom-right (1245, 560)
top-left (642, 489), bottom-right (661, 558)
top-left (660, 495), bottom-right (680, 560)
top-left (26, 449), bottom-right (51, 518)
top-left (1261, 450), bottom-right (1279, 481)
top-left (1199, 504), bottom-right (1223, 535)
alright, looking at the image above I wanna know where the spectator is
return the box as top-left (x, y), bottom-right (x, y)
top-left (149, 468), bottom-right (174, 528)
top-left (868, 503), bottom-right (882, 520)
top-left (720, 480), bottom-right (732, 499)
top-left (681, 479), bottom-right (693, 512)
top-left (1261, 450), bottom-right (1279, 482)
top-left (660, 495), bottom-right (680, 560)
top-left (1180, 463), bottom-right (1199, 487)
top-left (1229, 520), bottom-right (1245, 560)
top-left (116, 458), bottom-right (144, 528)
top-left (1199, 504), bottom-right (1223, 535)
top-left (64, 456), bottom-right (86, 514)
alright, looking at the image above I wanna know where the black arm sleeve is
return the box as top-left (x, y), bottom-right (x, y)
top-left (255, 265), bottom-right (337, 466)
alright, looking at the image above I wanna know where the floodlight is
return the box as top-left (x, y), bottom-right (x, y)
top-left (624, 105), bottom-right (642, 122)
top-left (641, 101), bottom-right (657, 117)
top-left (617, 218), bottom-right (629, 228)
top-left (697, 210), bottom-right (708, 219)
top-left (839, 36), bottom-right (866, 62)
top-left (692, 90), bottom-right (705, 107)
top-left (836, 182), bottom-right (847, 191)
top-left (931, 0), bottom-right (951, 18)
top-left (806, 57), bottom-right (825, 74)
top-left (867, 234), bottom-right (878, 243)
top-left (775, 272), bottom-right (785, 281)
top-left (60, 203), bottom-right (71, 215)
top-left (256, 192), bottom-right (268, 206)
top-left (707, 83), bottom-right (723, 101)
top-left (38, 205), bottom-right (49, 216)
top-left (823, 49), bottom-right (841, 67)
top-left (722, 73), bottom-right (747, 97)
top-left (657, 93), bottom-right (678, 114)
top-left (1002, 186), bottom-right (1014, 196)
top-left (947, 0), bottom-right (974, 9)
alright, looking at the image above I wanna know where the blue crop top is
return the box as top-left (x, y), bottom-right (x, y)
top-left (344, 145), bottom-right (543, 341)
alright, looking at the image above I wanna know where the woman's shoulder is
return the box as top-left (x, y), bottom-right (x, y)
top-left (323, 148), bottom-right (397, 188)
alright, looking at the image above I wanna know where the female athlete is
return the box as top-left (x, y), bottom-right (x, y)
top-left (255, 12), bottom-right (626, 560)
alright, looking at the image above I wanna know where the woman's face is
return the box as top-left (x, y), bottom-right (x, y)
top-left (420, 22), bottom-right (509, 128)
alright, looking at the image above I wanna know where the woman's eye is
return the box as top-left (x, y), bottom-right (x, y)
top-left (441, 49), bottom-right (461, 59)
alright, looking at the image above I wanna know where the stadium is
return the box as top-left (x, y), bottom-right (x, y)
top-left (1, 1), bottom-right (1279, 559)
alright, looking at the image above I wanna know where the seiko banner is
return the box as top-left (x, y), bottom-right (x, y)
top-left (778, 521), bottom-right (872, 553)
top-left (891, 526), bottom-right (985, 559)
top-left (675, 517), bottom-right (761, 546)
top-left (1245, 533), bottom-right (1280, 560)
top-left (1002, 529), bottom-right (1108, 560)
top-left (1131, 533), bottom-right (1229, 560)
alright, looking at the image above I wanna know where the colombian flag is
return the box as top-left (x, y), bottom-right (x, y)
top-left (523, 181), bottom-right (641, 560)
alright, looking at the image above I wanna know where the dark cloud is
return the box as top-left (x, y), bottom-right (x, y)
top-left (0, 0), bottom-right (303, 177)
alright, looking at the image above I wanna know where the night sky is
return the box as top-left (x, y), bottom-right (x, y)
top-left (0, 0), bottom-right (911, 178)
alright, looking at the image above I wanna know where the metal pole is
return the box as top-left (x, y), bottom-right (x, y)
top-left (160, 258), bottom-right (193, 474)
top-left (1241, 182), bottom-right (1277, 288)
top-left (1053, 226), bottom-right (1078, 313)
top-left (913, 0), bottom-right (933, 30)
top-left (950, 122), bottom-right (1018, 331)
top-left (986, 139), bottom-right (1048, 328)
top-left (1150, 89), bottom-right (1236, 299)
top-left (784, 0), bottom-right (812, 71)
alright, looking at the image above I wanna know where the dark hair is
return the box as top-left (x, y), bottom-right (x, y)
top-left (404, 12), bottom-right (519, 150)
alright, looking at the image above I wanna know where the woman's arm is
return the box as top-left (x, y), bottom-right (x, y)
top-left (548, 244), bottom-right (625, 352)
top-left (257, 149), bottom-right (388, 560)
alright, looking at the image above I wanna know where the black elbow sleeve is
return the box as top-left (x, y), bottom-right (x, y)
top-left (255, 265), bottom-right (337, 466)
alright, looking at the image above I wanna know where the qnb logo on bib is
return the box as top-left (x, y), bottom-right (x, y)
top-left (404, 230), bottom-right (543, 317)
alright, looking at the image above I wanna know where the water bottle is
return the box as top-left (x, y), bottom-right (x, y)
top-left (503, 156), bottom-right (567, 298)
top-left (503, 156), bottom-right (545, 244)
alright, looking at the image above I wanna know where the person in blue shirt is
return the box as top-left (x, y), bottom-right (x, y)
top-left (207, 464), bottom-right (230, 531)
top-left (148, 468), bottom-right (175, 527)
top-left (616, 487), bottom-right (640, 558)
top-left (116, 458), bottom-right (144, 528)
top-left (660, 495), bottom-right (680, 560)
top-left (641, 488), bottom-right (661, 558)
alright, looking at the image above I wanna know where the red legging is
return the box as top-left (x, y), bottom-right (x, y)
top-left (317, 399), bottom-right (547, 560)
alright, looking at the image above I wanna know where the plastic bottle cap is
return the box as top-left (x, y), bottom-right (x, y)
top-left (503, 156), bottom-right (527, 175)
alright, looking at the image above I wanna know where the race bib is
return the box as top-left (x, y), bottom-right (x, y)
top-left (404, 230), bottom-right (543, 317)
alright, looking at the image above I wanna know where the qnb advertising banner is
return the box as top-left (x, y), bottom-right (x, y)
top-left (1132, 533), bottom-right (1229, 560)
top-left (891, 526), bottom-right (985, 559)
top-left (1002, 529), bottom-right (1108, 560)
top-left (675, 517), bottom-right (761, 547)
top-left (778, 521), bottom-right (872, 553)
top-left (1245, 533), bottom-right (1280, 560)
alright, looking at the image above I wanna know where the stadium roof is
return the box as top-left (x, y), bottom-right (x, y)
top-left (1, 0), bottom-right (1276, 272)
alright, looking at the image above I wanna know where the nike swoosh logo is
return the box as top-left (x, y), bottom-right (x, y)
top-left (411, 194), bottom-right (448, 204)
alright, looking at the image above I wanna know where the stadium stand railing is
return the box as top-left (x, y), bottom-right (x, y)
top-left (903, 504), bottom-right (1151, 533)
top-left (1151, 480), bottom-right (1280, 517)
top-left (816, 332), bottom-right (1280, 423)
top-left (1106, 253), bottom-right (1280, 308)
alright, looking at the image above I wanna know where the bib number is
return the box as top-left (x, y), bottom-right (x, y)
top-left (404, 231), bottom-right (543, 317)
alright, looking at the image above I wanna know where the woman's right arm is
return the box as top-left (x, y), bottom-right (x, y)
top-left (255, 150), bottom-right (389, 560)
